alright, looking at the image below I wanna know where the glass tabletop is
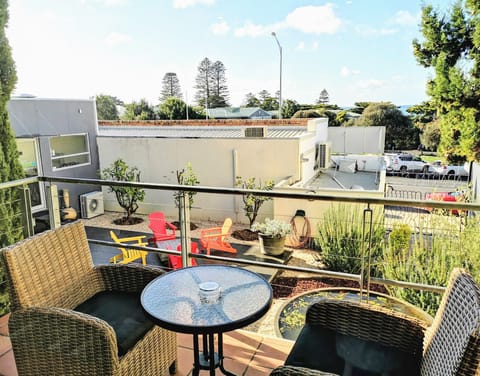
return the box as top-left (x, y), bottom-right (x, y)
top-left (141, 265), bottom-right (273, 334)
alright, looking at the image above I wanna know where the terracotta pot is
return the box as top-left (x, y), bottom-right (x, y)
top-left (259, 234), bottom-right (286, 256)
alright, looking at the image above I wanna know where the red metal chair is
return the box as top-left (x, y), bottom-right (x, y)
top-left (148, 212), bottom-right (177, 244)
top-left (168, 242), bottom-right (199, 270)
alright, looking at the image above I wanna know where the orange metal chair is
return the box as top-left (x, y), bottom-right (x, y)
top-left (168, 242), bottom-right (199, 269)
top-left (199, 218), bottom-right (237, 255)
top-left (109, 230), bottom-right (148, 265)
top-left (148, 212), bottom-right (177, 244)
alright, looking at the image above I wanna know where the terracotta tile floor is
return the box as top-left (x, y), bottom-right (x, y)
top-left (0, 314), bottom-right (293, 376)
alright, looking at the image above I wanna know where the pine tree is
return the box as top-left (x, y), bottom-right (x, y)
top-left (0, 0), bottom-right (25, 249)
top-left (159, 72), bottom-right (182, 102)
top-left (210, 61), bottom-right (229, 107)
top-left (194, 58), bottom-right (230, 108)
top-left (316, 89), bottom-right (329, 104)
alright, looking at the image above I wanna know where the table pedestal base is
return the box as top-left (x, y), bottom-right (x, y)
top-left (192, 333), bottom-right (235, 376)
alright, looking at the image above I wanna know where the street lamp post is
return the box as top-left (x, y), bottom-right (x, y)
top-left (271, 32), bottom-right (282, 120)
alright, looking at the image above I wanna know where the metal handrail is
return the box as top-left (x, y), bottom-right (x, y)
top-left (4, 174), bottom-right (476, 295)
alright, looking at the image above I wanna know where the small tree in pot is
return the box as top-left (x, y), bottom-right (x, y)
top-left (101, 159), bottom-right (145, 225)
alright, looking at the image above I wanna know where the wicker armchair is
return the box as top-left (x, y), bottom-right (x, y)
top-left (1, 221), bottom-right (177, 376)
top-left (271, 268), bottom-right (480, 376)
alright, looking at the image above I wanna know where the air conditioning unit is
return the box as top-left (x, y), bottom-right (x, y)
top-left (80, 191), bottom-right (104, 219)
top-left (315, 143), bottom-right (331, 170)
top-left (244, 127), bottom-right (267, 138)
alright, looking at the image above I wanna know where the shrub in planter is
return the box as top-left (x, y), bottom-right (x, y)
top-left (383, 218), bottom-right (474, 316)
top-left (314, 203), bottom-right (385, 276)
top-left (101, 159), bottom-right (145, 224)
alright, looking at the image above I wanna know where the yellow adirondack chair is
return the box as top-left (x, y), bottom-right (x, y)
top-left (109, 230), bottom-right (148, 265)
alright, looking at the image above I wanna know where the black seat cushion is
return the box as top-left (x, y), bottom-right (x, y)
top-left (74, 291), bottom-right (154, 356)
top-left (285, 324), bottom-right (345, 374)
top-left (336, 333), bottom-right (421, 376)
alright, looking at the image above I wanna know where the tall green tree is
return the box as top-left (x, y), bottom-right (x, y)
top-left (194, 58), bottom-right (230, 108)
top-left (355, 102), bottom-right (420, 150)
top-left (121, 99), bottom-right (156, 120)
top-left (160, 72), bottom-right (182, 102)
top-left (281, 99), bottom-right (300, 118)
top-left (413, 1), bottom-right (480, 161)
top-left (157, 97), bottom-right (187, 120)
top-left (0, 0), bottom-right (25, 314)
top-left (0, 0), bottom-right (24, 247)
top-left (258, 90), bottom-right (270, 103)
top-left (194, 57), bottom-right (212, 108)
top-left (210, 61), bottom-right (229, 107)
top-left (243, 92), bottom-right (261, 107)
top-left (261, 96), bottom-right (279, 111)
top-left (316, 89), bottom-right (329, 104)
top-left (95, 94), bottom-right (119, 120)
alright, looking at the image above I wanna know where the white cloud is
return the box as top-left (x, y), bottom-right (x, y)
top-left (211, 19), bottom-right (229, 35)
top-left (340, 66), bottom-right (360, 77)
top-left (355, 25), bottom-right (397, 36)
top-left (390, 10), bottom-right (418, 26)
top-left (297, 41), bottom-right (305, 50)
top-left (234, 21), bottom-right (271, 37)
top-left (234, 4), bottom-right (341, 38)
top-left (297, 41), bottom-right (320, 51)
top-left (104, 32), bottom-right (133, 46)
top-left (173, 0), bottom-right (215, 9)
top-left (285, 4), bottom-right (341, 35)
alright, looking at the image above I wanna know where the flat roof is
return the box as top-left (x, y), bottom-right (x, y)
top-left (297, 168), bottom-right (381, 191)
top-left (98, 125), bottom-right (309, 139)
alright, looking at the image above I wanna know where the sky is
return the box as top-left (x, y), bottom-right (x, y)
top-left (6, 0), bottom-right (449, 108)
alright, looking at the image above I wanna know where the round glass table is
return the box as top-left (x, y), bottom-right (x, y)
top-left (141, 265), bottom-right (273, 376)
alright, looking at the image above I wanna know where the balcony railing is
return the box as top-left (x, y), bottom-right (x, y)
top-left (2, 175), bottom-right (479, 295)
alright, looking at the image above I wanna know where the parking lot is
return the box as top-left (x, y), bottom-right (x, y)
top-left (386, 174), bottom-right (466, 200)
top-left (384, 175), bottom-right (468, 232)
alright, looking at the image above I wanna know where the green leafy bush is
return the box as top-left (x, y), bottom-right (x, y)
top-left (101, 159), bottom-right (145, 222)
top-left (315, 204), bottom-right (385, 276)
top-left (382, 219), bottom-right (475, 316)
top-left (235, 177), bottom-right (274, 227)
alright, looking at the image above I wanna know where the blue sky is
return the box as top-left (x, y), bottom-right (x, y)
top-left (7, 0), bottom-right (448, 108)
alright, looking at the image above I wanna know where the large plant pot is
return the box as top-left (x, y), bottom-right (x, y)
top-left (259, 234), bottom-right (286, 256)
top-left (275, 287), bottom-right (433, 341)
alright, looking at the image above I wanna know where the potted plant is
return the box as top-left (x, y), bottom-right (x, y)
top-left (251, 218), bottom-right (292, 256)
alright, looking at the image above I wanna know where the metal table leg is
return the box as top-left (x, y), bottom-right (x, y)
top-left (191, 332), bottom-right (235, 376)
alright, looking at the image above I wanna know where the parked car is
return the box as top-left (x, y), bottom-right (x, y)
top-left (430, 160), bottom-right (469, 178)
top-left (424, 191), bottom-right (465, 216)
top-left (390, 153), bottom-right (430, 173)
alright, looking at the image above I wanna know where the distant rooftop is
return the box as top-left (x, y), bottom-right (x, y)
top-left (207, 107), bottom-right (272, 119)
top-left (97, 119), bottom-right (315, 139)
top-left (98, 125), bottom-right (309, 139)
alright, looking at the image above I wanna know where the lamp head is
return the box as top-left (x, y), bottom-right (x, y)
top-left (271, 32), bottom-right (276, 36)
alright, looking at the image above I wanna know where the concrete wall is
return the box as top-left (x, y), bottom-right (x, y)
top-left (328, 126), bottom-right (385, 155)
top-left (98, 137), bottom-right (300, 223)
top-left (274, 173), bottom-right (386, 237)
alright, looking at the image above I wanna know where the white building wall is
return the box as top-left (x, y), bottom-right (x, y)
top-left (328, 126), bottom-right (385, 155)
top-left (97, 136), bottom-right (301, 223)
